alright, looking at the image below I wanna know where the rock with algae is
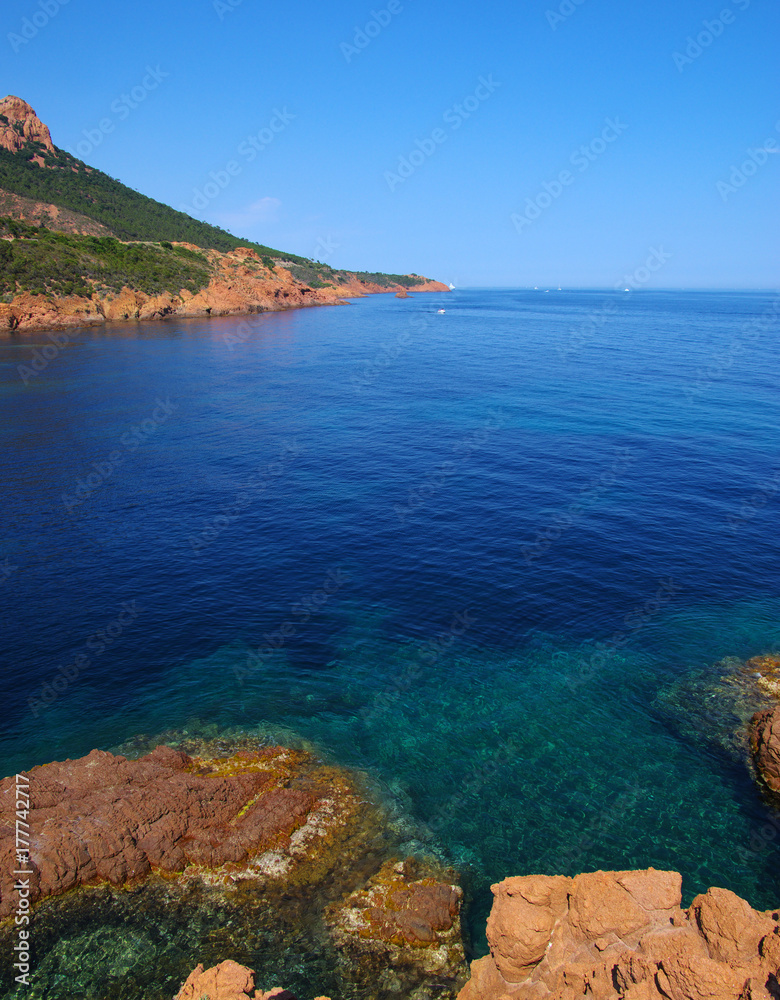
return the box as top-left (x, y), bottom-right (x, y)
top-left (654, 652), bottom-right (780, 763)
top-left (0, 741), bottom-right (386, 920)
top-left (745, 654), bottom-right (780, 701)
top-left (0, 736), bottom-right (466, 999)
top-left (325, 857), bottom-right (467, 999)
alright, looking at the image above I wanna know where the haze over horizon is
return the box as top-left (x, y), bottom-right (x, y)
top-left (1, 0), bottom-right (777, 289)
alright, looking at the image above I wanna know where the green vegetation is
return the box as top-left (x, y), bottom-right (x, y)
top-left (0, 218), bottom-right (211, 298)
top-left (284, 261), bottom-right (344, 287)
top-left (0, 138), bottom-right (309, 263)
top-left (0, 133), bottom-right (435, 295)
top-left (284, 264), bottom-right (423, 289)
top-left (351, 271), bottom-right (422, 288)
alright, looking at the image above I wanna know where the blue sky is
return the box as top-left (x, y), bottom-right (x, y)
top-left (2, 0), bottom-right (778, 287)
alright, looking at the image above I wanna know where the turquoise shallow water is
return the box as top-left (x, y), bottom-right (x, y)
top-left (1, 289), bottom-right (779, 996)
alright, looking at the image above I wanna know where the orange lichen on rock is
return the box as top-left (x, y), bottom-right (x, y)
top-left (744, 654), bottom-right (780, 700)
top-left (0, 743), bottom-right (366, 920)
top-left (326, 857), bottom-right (466, 985)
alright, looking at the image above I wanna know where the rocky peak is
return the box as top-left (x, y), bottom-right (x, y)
top-left (0, 95), bottom-right (55, 157)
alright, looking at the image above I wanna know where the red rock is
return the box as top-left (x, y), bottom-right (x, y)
top-left (326, 858), bottom-right (466, 987)
top-left (0, 95), bottom-right (55, 156)
top-left (457, 869), bottom-right (780, 1000)
top-left (0, 744), bottom-right (364, 919)
top-left (176, 960), bottom-right (258, 1000)
top-left (689, 886), bottom-right (774, 965)
top-left (486, 874), bottom-right (571, 981)
top-left (751, 705), bottom-right (780, 795)
top-left (174, 960), bottom-right (332, 1000)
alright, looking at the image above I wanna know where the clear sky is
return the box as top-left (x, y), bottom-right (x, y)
top-left (2, 0), bottom-right (778, 287)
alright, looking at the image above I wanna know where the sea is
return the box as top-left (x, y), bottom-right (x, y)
top-left (1, 288), bottom-right (779, 998)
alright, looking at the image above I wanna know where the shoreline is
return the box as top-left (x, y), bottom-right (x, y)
top-left (0, 244), bottom-right (450, 336)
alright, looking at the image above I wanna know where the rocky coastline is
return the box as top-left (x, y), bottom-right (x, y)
top-left (0, 94), bottom-right (449, 336)
top-left (180, 868), bottom-right (780, 1000)
top-left (0, 245), bottom-right (448, 336)
top-left (1, 652), bottom-right (779, 1000)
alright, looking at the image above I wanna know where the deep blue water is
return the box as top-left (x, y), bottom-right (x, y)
top-left (1, 288), bottom-right (780, 989)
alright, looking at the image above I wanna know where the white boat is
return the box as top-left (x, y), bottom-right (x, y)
top-left (437, 309), bottom-right (446, 314)
top-left (448, 282), bottom-right (455, 290)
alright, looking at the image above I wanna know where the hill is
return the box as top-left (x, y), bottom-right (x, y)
top-left (0, 94), bottom-right (448, 330)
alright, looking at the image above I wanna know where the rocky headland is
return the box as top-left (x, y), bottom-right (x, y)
top-left (0, 95), bottom-right (449, 335)
top-left (0, 242), bottom-right (447, 335)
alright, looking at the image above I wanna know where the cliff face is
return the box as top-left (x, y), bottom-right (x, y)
top-left (0, 96), bottom-right (55, 159)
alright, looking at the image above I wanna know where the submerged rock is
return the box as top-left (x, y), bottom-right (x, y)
top-left (746, 654), bottom-right (780, 701)
top-left (457, 868), bottom-right (780, 1000)
top-left (654, 651), bottom-right (780, 765)
top-left (751, 704), bottom-right (780, 798)
top-left (326, 857), bottom-right (467, 997)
